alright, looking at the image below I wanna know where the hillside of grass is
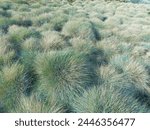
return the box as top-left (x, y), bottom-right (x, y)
top-left (0, 0), bottom-right (150, 113)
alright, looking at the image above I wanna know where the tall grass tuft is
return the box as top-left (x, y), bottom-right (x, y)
top-left (72, 86), bottom-right (149, 113)
top-left (110, 55), bottom-right (150, 93)
top-left (41, 31), bottom-right (67, 51)
top-left (0, 63), bottom-right (24, 111)
top-left (62, 18), bottom-right (99, 41)
top-left (13, 93), bottom-right (64, 113)
top-left (35, 50), bottom-right (91, 110)
top-left (0, 36), bottom-right (15, 67)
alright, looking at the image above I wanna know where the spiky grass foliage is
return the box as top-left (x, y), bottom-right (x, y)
top-left (109, 54), bottom-right (150, 93)
top-left (48, 12), bottom-right (68, 31)
top-left (0, 0), bottom-right (150, 113)
top-left (0, 17), bottom-right (16, 33)
top-left (20, 38), bottom-right (40, 94)
top-left (116, 42), bottom-right (133, 54)
top-left (21, 37), bottom-right (40, 51)
top-left (96, 37), bottom-right (126, 61)
top-left (8, 25), bottom-right (40, 57)
top-left (20, 50), bottom-right (38, 94)
top-left (0, 36), bottom-right (15, 67)
top-left (35, 50), bottom-right (91, 109)
top-left (72, 86), bottom-right (149, 113)
top-left (8, 25), bottom-right (40, 44)
top-left (32, 13), bottom-right (52, 26)
top-left (96, 41), bottom-right (117, 63)
top-left (13, 93), bottom-right (64, 113)
top-left (90, 17), bottom-right (105, 29)
top-left (132, 45), bottom-right (148, 58)
top-left (70, 38), bottom-right (94, 55)
top-left (41, 31), bottom-right (67, 51)
top-left (62, 18), bottom-right (99, 41)
top-left (71, 38), bottom-right (106, 66)
top-left (96, 65), bottom-right (125, 87)
top-left (35, 50), bottom-right (90, 89)
top-left (0, 63), bottom-right (24, 111)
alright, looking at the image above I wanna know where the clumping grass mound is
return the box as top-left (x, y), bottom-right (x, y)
top-left (62, 18), bottom-right (100, 41)
top-left (49, 12), bottom-right (68, 31)
top-left (21, 37), bottom-right (40, 51)
top-left (72, 86), bottom-right (149, 113)
top-left (8, 25), bottom-right (40, 44)
top-left (0, 0), bottom-right (150, 113)
top-left (13, 94), bottom-right (64, 113)
top-left (109, 55), bottom-right (150, 93)
top-left (35, 50), bottom-right (91, 110)
top-left (0, 17), bottom-right (16, 33)
top-left (41, 31), bottom-right (67, 51)
top-left (35, 50), bottom-right (90, 92)
top-left (0, 36), bottom-right (15, 67)
top-left (0, 63), bottom-right (24, 112)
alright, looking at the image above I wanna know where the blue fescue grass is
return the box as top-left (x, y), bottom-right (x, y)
top-left (0, 0), bottom-right (150, 113)
top-left (62, 18), bottom-right (100, 41)
top-left (72, 86), bottom-right (150, 113)
top-left (12, 93), bottom-right (65, 113)
top-left (35, 49), bottom-right (92, 111)
top-left (0, 63), bottom-right (24, 112)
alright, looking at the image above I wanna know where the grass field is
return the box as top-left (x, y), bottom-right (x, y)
top-left (0, 0), bottom-right (150, 113)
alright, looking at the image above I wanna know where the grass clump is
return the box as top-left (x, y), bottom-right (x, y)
top-left (41, 31), bottom-right (67, 51)
top-left (8, 25), bottom-right (40, 43)
top-left (8, 25), bottom-right (40, 58)
top-left (49, 12), bottom-right (68, 31)
top-left (0, 17), bottom-right (16, 33)
top-left (21, 37), bottom-right (40, 51)
top-left (72, 86), bottom-right (149, 113)
top-left (0, 63), bottom-right (24, 112)
top-left (0, 0), bottom-right (150, 113)
top-left (35, 50), bottom-right (91, 110)
top-left (0, 36), bottom-right (15, 67)
top-left (35, 50), bottom-right (90, 90)
top-left (62, 18), bottom-right (100, 41)
top-left (32, 13), bottom-right (52, 26)
top-left (13, 94), bottom-right (64, 113)
top-left (110, 55), bottom-right (150, 93)
top-left (96, 65), bottom-right (124, 87)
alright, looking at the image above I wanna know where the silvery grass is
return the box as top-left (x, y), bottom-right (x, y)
top-left (13, 93), bottom-right (64, 113)
top-left (0, 63), bottom-right (24, 112)
top-left (35, 50), bottom-right (92, 111)
top-left (0, 0), bottom-right (150, 113)
top-left (62, 18), bottom-right (100, 41)
top-left (72, 86), bottom-right (150, 113)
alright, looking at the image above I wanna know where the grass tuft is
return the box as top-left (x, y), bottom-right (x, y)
top-left (0, 63), bottom-right (24, 111)
top-left (41, 31), bottom-right (67, 51)
top-left (35, 50), bottom-right (91, 110)
top-left (62, 18), bottom-right (99, 41)
top-left (13, 93), bottom-right (64, 113)
top-left (72, 86), bottom-right (149, 113)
